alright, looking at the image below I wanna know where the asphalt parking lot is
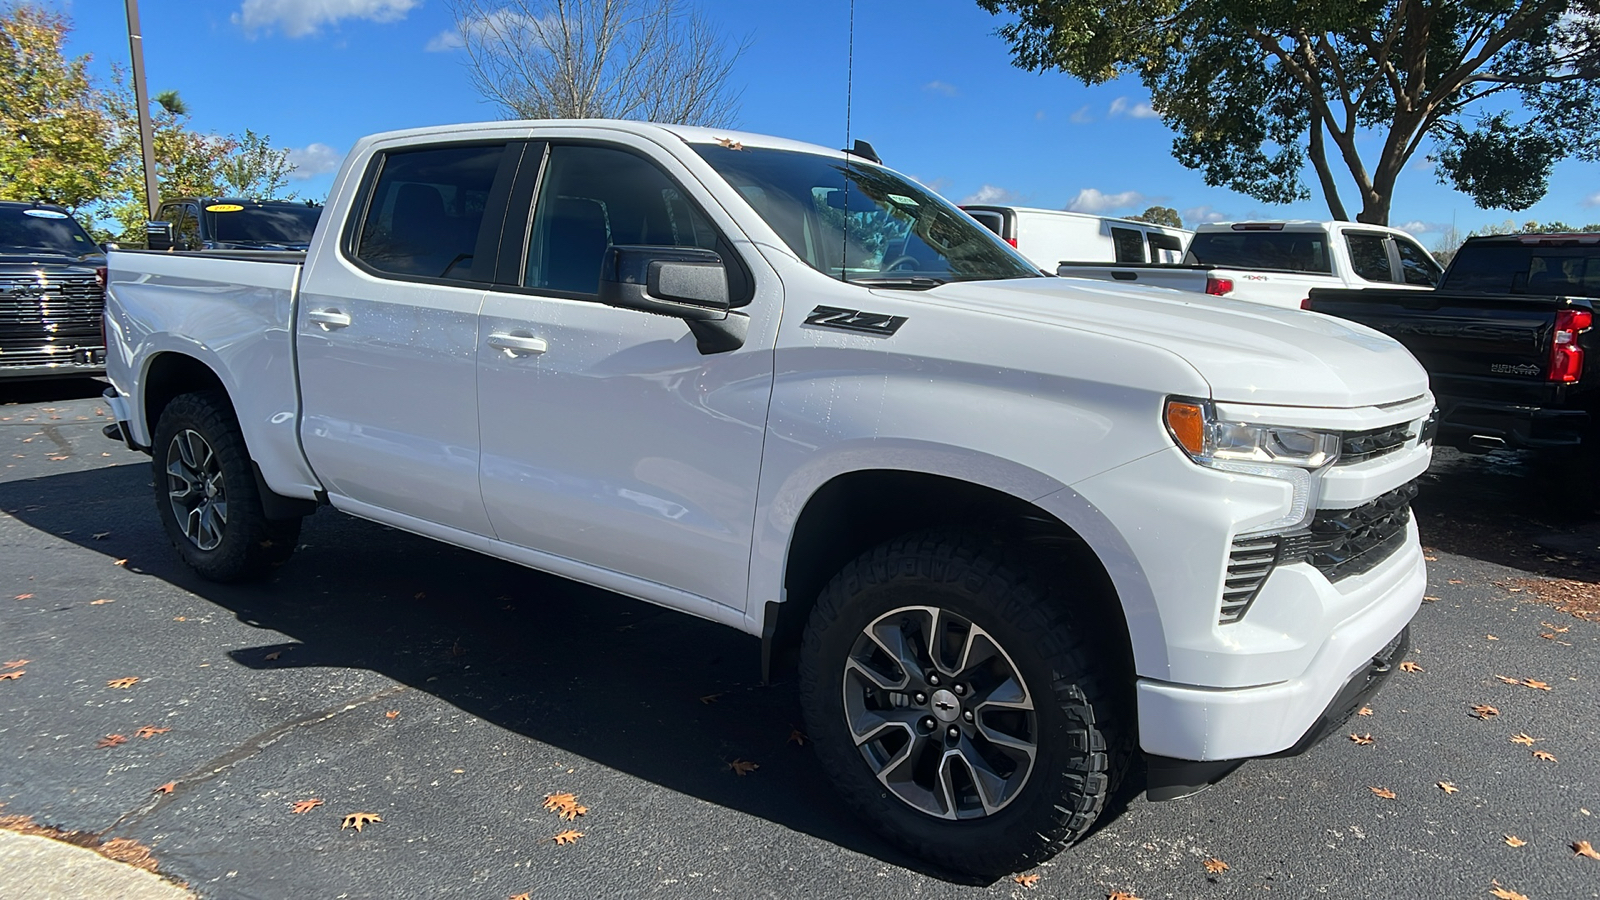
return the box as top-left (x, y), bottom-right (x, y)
top-left (2, 379), bottom-right (1597, 900)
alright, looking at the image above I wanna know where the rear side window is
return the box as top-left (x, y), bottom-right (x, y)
top-left (1394, 238), bottom-right (1442, 286)
top-left (1186, 232), bottom-right (1331, 273)
top-left (1345, 234), bottom-right (1394, 282)
top-left (1110, 226), bottom-right (1144, 263)
top-left (522, 144), bottom-right (732, 298)
top-left (355, 143), bottom-right (507, 281)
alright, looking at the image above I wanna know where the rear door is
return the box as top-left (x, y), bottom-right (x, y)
top-left (474, 137), bottom-right (777, 611)
top-left (296, 139), bottom-right (521, 534)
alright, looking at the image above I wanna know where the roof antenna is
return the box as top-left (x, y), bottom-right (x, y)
top-left (838, 0), bottom-right (856, 282)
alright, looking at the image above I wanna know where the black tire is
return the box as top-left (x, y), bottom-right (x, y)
top-left (799, 529), bottom-right (1130, 877)
top-left (151, 391), bottom-right (300, 582)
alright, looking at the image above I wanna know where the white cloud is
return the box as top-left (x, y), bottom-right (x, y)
top-left (923, 80), bottom-right (959, 97)
top-left (287, 143), bottom-right (342, 180)
top-left (962, 184), bottom-right (1026, 205)
top-left (1069, 105), bottom-right (1094, 124)
top-left (909, 174), bottom-right (953, 195)
top-left (1109, 96), bottom-right (1159, 119)
top-left (1182, 205), bottom-right (1227, 224)
top-left (1067, 188), bottom-right (1146, 214)
top-left (426, 9), bottom-right (548, 52)
top-left (235, 0), bottom-right (420, 39)
top-left (1584, 191), bottom-right (1600, 208)
top-left (1396, 220), bottom-right (1436, 235)
top-left (425, 29), bottom-right (465, 52)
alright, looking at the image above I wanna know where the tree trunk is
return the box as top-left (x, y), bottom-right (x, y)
top-left (1308, 116), bottom-right (1349, 221)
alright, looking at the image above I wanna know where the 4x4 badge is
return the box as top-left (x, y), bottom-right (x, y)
top-left (804, 305), bottom-right (907, 337)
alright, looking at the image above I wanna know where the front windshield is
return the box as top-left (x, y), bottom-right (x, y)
top-left (0, 207), bottom-right (96, 257)
top-left (694, 146), bottom-right (1040, 286)
top-left (205, 204), bottom-right (321, 245)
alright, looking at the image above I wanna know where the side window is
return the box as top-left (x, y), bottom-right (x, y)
top-left (1111, 226), bottom-right (1145, 263)
top-left (524, 144), bottom-right (731, 298)
top-left (173, 205), bottom-right (200, 248)
top-left (354, 143), bottom-right (507, 281)
top-left (1346, 233), bottom-right (1394, 282)
top-left (1394, 238), bottom-right (1442, 286)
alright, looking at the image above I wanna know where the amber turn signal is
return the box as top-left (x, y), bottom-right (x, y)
top-left (1165, 400), bottom-right (1208, 457)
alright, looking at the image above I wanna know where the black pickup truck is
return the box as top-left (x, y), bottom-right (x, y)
top-left (0, 201), bottom-right (108, 381)
top-left (146, 197), bottom-right (323, 252)
top-left (1307, 233), bottom-right (1596, 454)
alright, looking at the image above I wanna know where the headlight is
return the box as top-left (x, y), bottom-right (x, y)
top-left (1165, 398), bottom-right (1339, 534)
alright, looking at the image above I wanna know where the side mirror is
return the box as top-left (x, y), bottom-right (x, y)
top-left (598, 245), bottom-right (747, 354)
top-left (100, 242), bottom-right (120, 252)
top-left (145, 221), bottom-right (174, 251)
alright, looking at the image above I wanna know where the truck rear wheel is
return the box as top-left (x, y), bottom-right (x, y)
top-left (798, 530), bottom-right (1130, 876)
top-left (152, 391), bottom-right (299, 582)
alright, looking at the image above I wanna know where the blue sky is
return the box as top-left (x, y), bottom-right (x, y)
top-left (55, 0), bottom-right (1600, 247)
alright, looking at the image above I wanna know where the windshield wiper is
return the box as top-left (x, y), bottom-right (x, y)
top-left (848, 275), bottom-right (947, 290)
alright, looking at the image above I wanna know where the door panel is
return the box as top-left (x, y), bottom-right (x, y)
top-left (476, 141), bottom-right (775, 610)
top-left (297, 141), bottom-right (517, 534)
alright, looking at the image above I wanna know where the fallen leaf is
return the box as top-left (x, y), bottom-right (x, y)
top-left (1202, 858), bottom-right (1229, 874)
top-left (1357, 706), bottom-right (1373, 716)
top-left (1542, 623), bottom-right (1571, 633)
top-left (1574, 840), bottom-right (1600, 860)
top-left (1495, 675), bottom-right (1521, 684)
top-left (1424, 554), bottom-right (1438, 561)
top-left (173, 616), bottom-right (186, 622)
top-left (1107, 892), bottom-right (1145, 900)
top-left (1471, 704), bottom-right (1500, 719)
top-left (1013, 873), bottom-right (1041, 887)
top-left (1399, 661), bottom-right (1423, 673)
top-left (134, 726), bottom-right (169, 739)
top-left (714, 137), bottom-right (744, 150)
top-left (1504, 835), bottom-right (1527, 847)
top-left (0, 671), bottom-right (22, 681)
top-left (728, 759), bottom-right (759, 776)
top-left (1533, 750), bottom-right (1557, 762)
top-left (1448, 578), bottom-right (1463, 584)
top-left (384, 710), bottom-right (399, 719)
top-left (1510, 733), bottom-right (1538, 746)
top-left (340, 812), bottom-right (381, 832)
top-left (97, 734), bottom-right (127, 749)
top-left (1370, 787), bottom-right (1397, 799)
top-left (510, 894), bottom-right (532, 900)
top-left (788, 728), bottom-right (807, 746)
top-left (13, 594), bottom-right (33, 600)
top-left (106, 677), bottom-right (139, 689)
top-left (89, 598), bottom-right (114, 605)
top-left (699, 693), bottom-right (723, 705)
top-left (543, 793), bottom-right (587, 820)
top-left (1, 660), bottom-right (26, 669)
top-left (291, 799), bottom-right (324, 814)
top-left (1422, 595), bottom-right (1439, 602)
top-left (1486, 634), bottom-right (1499, 640)
top-left (1349, 733), bottom-right (1375, 745)
top-left (1438, 782), bottom-right (1459, 794)
top-left (153, 782), bottom-right (176, 794)
top-left (263, 651), bottom-right (281, 661)
top-left (1520, 679), bottom-right (1552, 691)
top-left (113, 559), bottom-right (127, 566)
top-left (551, 829), bottom-right (583, 845)
top-left (1489, 886), bottom-right (1530, 900)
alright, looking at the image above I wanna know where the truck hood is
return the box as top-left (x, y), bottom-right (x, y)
top-left (919, 278), bottom-right (1428, 408)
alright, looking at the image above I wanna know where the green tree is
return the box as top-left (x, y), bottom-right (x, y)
top-left (1128, 205), bottom-right (1184, 228)
top-left (978, 1), bottom-right (1600, 226)
top-left (0, 5), bottom-right (117, 212)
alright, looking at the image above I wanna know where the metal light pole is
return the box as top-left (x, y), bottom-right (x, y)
top-left (124, 0), bottom-right (160, 219)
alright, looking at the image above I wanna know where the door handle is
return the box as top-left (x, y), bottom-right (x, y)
top-left (307, 308), bottom-right (352, 330)
top-left (487, 332), bottom-right (549, 357)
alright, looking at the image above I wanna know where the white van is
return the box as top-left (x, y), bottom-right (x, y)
top-left (961, 205), bottom-right (1192, 270)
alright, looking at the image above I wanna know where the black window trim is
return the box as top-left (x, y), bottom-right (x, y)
top-left (487, 137), bottom-right (756, 308)
top-left (339, 138), bottom-right (524, 290)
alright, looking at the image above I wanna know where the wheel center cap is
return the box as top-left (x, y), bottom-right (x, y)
top-left (929, 688), bottom-right (960, 723)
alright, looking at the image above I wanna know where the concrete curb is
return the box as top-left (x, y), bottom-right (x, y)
top-left (0, 829), bottom-right (193, 899)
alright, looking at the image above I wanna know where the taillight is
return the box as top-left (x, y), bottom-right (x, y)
top-left (1205, 276), bottom-right (1233, 296)
top-left (1006, 237), bottom-right (1018, 248)
top-left (1299, 298), bottom-right (1312, 310)
top-left (1550, 308), bottom-right (1592, 383)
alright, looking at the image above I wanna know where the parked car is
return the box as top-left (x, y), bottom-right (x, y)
top-left (145, 197), bottom-right (322, 252)
top-left (1058, 220), bottom-right (1441, 309)
top-left (1307, 232), bottom-right (1598, 456)
top-left (961, 205), bottom-right (1191, 270)
top-left (101, 120), bottom-right (1431, 876)
top-left (0, 201), bottom-right (107, 380)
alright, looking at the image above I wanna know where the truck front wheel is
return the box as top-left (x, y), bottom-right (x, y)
top-left (152, 391), bottom-right (300, 582)
top-left (798, 530), bottom-right (1130, 876)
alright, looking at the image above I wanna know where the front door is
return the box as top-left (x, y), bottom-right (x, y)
top-left (476, 139), bottom-right (776, 611)
top-left (297, 139), bottom-right (521, 535)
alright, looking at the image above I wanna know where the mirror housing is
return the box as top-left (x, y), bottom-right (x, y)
top-left (145, 220), bottom-right (175, 251)
top-left (597, 245), bottom-right (747, 354)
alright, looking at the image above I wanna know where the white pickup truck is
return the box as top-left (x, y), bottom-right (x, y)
top-left (1057, 220), bottom-right (1443, 309)
top-left (101, 120), bottom-right (1433, 875)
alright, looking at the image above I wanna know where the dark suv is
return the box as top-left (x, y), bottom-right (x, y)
top-left (0, 201), bottom-right (107, 380)
top-left (147, 198), bottom-right (322, 252)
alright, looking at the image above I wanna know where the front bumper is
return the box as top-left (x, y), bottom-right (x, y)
top-left (0, 346), bottom-right (106, 379)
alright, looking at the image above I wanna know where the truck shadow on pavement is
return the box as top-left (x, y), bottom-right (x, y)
top-left (0, 463), bottom-right (1043, 884)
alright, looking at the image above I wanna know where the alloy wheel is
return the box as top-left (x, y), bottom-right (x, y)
top-left (166, 428), bottom-right (227, 551)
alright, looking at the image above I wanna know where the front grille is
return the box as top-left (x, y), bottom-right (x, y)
top-left (1337, 422), bottom-right (1414, 465)
top-left (0, 275), bottom-right (104, 355)
top-left (1220, 481), bottom-right (1417, 623)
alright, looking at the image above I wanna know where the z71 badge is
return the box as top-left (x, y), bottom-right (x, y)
top-left (803, 305), bottom-right (907, 337)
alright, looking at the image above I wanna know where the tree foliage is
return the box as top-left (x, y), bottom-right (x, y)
top-left (448, 0), bottom-right (746, 126)
top-left (978, 1), bottom-right (1600, 225)
top-left (1128, 205), bottom-right (1184, 227)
